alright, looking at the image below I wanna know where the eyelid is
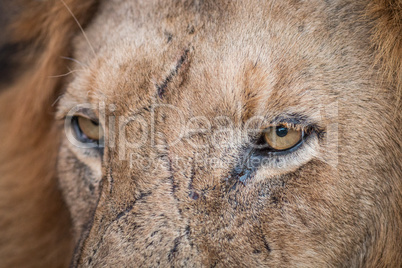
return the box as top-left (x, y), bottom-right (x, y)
top-left (74, 114), bottom-right (100, 125)
top-left (73, 108), bottom-right (99, 121)
top-left (58, 107), bottom-right (100, 123)
top-left (268, 114), bottom-right (319, 129)
top-left (261, 122), bottom-right (304, 132)
top-left (267, 116), bottom-right (323, 138)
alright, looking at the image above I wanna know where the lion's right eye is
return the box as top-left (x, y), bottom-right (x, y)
top-left (72, 116), bottom-right (104, 144)
top-left (262, 124), bottom-right (304, 151)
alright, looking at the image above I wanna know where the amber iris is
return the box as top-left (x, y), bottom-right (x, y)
top-left (263, 125), bottom-right (303, 151)
top-left (76, 116), bottom-right (103, 142)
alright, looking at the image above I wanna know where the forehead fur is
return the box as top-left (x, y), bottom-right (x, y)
top-left (66, 0), bottom-right (380, 119)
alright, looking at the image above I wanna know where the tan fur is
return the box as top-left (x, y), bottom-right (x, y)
top-left (0, 0), bottom-right (401, 267)
top-left (367, 0), bottom-right (402, 105)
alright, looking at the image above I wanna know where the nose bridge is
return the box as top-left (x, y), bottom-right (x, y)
top-left (74, 170), bottom-right (211, 267)
top-left (73, 116), bottom-right (196, 266)
top-left (75, 98), bottom-right (247, 266)
top-left (74, 168), bottom-right (180, 266)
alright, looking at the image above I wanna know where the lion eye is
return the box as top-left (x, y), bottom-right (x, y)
top-left (263, 125), bottom-right (303, 151)
top-left (72, 116), bottom-right (104, 143)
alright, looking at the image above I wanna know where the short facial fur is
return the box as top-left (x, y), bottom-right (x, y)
top-left (0, 0), bottom-right (401, 267)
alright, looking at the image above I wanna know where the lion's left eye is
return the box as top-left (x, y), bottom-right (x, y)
top-left (263, 125), bottom-right (303, 151)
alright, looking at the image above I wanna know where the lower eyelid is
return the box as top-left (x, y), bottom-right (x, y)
top-left (256, 134), bottom-right (319, 178)
top-left (235, 133), bottom-right (318, 183)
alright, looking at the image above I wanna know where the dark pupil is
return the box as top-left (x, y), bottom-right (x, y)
top-left (276, 126), bottom-right (288, 137)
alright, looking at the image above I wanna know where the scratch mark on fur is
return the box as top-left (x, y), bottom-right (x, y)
top-left (168, 236), bottom-right (181, 262)
top-left (156, 49), bottom-right (189, 98)
top-left (85, 189), bottom-right (152, 263)
top-left (188, 154), bottom-right (196, 191)
top-left (114, 190), bottom-right (152, 221)
top-left (188, 154), bottom-right (200, 200)
top-left (263, 236), bottom-right (272, 253)
top-left (71, 178), bottom-right (105, 267)
top-left (107, 153), bottom-right (115, 194)
top-left (116, 205), bottom-right (134, 220)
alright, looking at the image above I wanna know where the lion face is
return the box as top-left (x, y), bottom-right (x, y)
top-left (53, 0), bottom-right (401, 267)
